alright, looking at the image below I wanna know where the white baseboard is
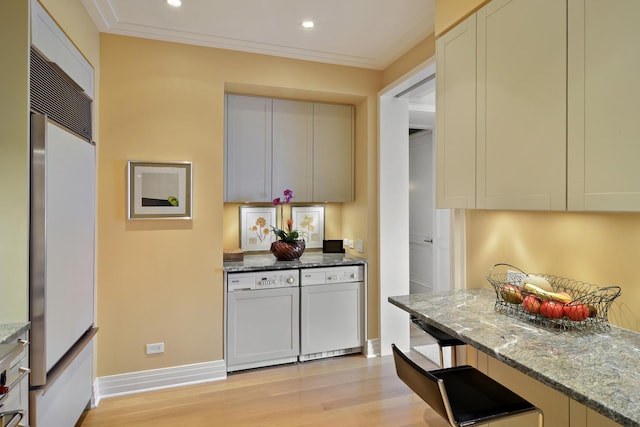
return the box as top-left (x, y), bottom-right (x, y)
top-left (93, 360), bottom-right (227, 405)
top-left (364, 338), bottom-right (380, 357)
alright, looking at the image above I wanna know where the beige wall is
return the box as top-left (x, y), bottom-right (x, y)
top-left (382, 34), bottom-right (436, 88)
top-left (466, 210), bottom-right (640, 332)
top-left (0, 0), bottom-right (29, 322)
top-left (434, 0), bottom-right (490, 37)
top-left (98, 34), bottom-right (383, 376)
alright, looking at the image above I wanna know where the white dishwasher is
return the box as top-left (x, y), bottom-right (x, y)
top-left (300, 265), bottom-right (365, 361)
top-left (226, 269), bottom-right (299, 372)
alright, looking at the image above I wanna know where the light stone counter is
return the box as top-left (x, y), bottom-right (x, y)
top-left (389, 289), bottom-right (640, 426)
top-left (223, 252), bottom-right (367, 272)
top-left (0, 322), bottom-right (30, 344)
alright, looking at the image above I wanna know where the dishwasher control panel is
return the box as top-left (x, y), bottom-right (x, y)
top-left (227, 269), bottom-right (299, 291)
top-left (300, 265), bottom-right (364, 286)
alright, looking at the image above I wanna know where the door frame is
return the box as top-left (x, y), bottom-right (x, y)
top-left (378, 58), bottom-right (464, 356)
top-left (378, 60), bottom-right (434, 355)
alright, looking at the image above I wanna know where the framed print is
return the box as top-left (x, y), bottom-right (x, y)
top-left (240, 206), bottom-right (276, 251)
top-left (127, 161), bottom-right (192, 220)
top-left (291, 206), bottom-right (325, 249)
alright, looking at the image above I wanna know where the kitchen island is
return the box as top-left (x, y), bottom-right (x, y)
top-left (389, 289), bottom-right (639, 427)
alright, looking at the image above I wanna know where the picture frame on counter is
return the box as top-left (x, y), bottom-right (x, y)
top-left (127, 161), bottom-right (192, 220)
top-left (240, 206), bottom-right (277, 251)
top-left (291, 206), bottom-right (325, 249)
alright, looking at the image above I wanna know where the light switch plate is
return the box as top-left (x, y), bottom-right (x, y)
top-left (357, 239), bottom-right (363, 253)
top-left (348, 239), bottom-right (355, 249)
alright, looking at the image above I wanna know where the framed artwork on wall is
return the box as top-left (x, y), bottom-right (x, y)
top-left (291, 206), bottom-right (325, 249)
top-left (240, 206), bottom-right (276, 251)
top-left (127, 161), bottom-right (192, 220)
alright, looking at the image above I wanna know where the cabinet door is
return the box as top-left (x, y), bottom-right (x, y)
top-left (436, 13), bottom-right (477, 209)
top-left (476, 0), bottom-right (567, 210)
top-left (272, 99), bottom-right (313, 202)
top-left (568, 0), bottom-right (640, 211)
top-left (313, 103), bottom-right (354, 202)
top-left (224, 95), bottom-right (272, 202)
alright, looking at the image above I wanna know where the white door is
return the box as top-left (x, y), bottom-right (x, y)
top-left (409, 131), bottom-right (434, 294)
top-left (409, 130), bottom-right (451, 294)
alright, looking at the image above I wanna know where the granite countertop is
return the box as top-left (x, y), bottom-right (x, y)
top-left (388, 289), bottom-right (640, 426)
top-left (0, 322), bottom-right (30, 344)
top-left (223, 252), bottom-right (367, 272)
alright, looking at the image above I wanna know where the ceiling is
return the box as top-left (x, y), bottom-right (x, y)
top-left (80, 0), bottom-right (436, 127)
top-left (81, 0), bottom-right (435, 70)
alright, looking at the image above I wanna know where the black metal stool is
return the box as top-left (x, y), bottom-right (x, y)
top-left (411, 317), bottom-right (464, 367)
top-left (392, 344), bottom-right (543, 427)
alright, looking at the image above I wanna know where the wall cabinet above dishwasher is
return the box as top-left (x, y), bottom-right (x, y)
top-left (224, 94), bottom-right (354, 203)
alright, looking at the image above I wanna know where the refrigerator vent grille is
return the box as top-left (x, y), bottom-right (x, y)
top-left (30, 47), bottom-right (92, 142)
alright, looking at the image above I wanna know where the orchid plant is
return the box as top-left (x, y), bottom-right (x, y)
top-left (271, 189), bottom-right (304, 243)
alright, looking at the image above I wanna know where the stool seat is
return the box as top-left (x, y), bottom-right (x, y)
top-left (392, 344), bottom-right (543, 427)
top-left (411, 317), bottom-right (464, 367)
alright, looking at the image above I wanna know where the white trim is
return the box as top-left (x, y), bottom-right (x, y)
top-left (378, 58), bottom-right (436, 357)
top-left (93, 360), bottom-right (227, 405)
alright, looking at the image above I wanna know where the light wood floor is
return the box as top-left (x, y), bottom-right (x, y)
top-left (78, 353), bottom-right (449, 427)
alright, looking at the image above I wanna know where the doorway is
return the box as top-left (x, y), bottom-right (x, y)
top-left (378, 59), bottom-right (452, 356)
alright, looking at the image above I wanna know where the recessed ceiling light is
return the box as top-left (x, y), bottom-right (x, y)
top-left (166, 0), bottom-right (182, 7)
top-left (301, 20), bottom-right (315, 30)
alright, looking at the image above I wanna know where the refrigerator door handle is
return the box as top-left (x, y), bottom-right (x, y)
top-left (29, 111), bottom-right (47, 388)
top-left (40, 327), bottom-right (97, 393)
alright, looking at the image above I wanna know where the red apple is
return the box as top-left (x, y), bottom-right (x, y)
top-left (540, 300), bottom-right (565, 319)
top-left (563, 303), bottom-right (590, 322)
top-left (522, 295), bottom-right (541, 314)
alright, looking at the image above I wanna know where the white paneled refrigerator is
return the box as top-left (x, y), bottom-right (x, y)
top-left (28, 45), bottom-right (97, 426)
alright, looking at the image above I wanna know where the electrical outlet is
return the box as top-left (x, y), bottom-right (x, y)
top-left (343, 238), bottom-right (349, 247)
top-left (146, 342), bottom-right (164, 355)
top-left (348, 239), bottom-right (355, 249)
top-left (357, 239), bottom-right (363, 253)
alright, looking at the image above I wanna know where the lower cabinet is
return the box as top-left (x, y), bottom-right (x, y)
top-left (467, 346), bottom-right (622, 427)
top-left (0, 333), bottom-right (29, 427)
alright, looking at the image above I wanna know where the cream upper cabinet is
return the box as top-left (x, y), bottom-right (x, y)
top-left (568, 0), bottom-right (640, 211)
top-left (224, 94), bottom-right (273, 202)
top-left (313, 103), bottom-right (354, 202)
top-left (272, 99), bottom-right (314, 202)
top-left (476, 0), bottom-right (567, 210)
top-left (436, 13), bottom-right (477, 209)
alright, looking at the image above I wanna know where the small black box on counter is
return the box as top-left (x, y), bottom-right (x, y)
top-left (322, 239), bottom-right (345, 253)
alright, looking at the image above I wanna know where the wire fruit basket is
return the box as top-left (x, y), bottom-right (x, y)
top-left (486, 263), bottom-right (622, 333)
